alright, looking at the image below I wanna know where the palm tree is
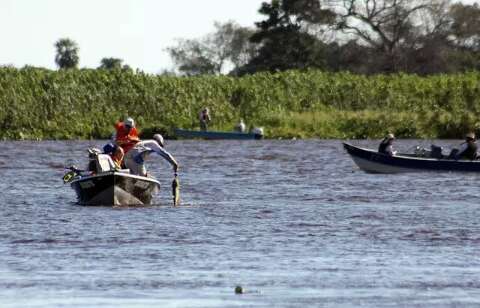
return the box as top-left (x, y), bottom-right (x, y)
top-left (54, 38), bottom-right (79, 69)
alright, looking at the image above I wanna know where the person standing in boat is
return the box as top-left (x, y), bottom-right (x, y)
top-left (114, 117), bottom-right (140, 153)
top-left (199, 107), bottom-right (211, 131)
top-left (111, 117), bottom-right (140, 165)
top-left (234, 119), bottom-right (246, 133)
top-left (124, 134), bottom-right (179, 177)
top-left (454, 132), bottom-right (478, 160)
top-left (378, 133), bottom-right (396, 156)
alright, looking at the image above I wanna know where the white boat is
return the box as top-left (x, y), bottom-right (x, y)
top-left (63, 150), bottom-right (160, 206)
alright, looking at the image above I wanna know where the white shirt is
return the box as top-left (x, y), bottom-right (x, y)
top-left (236, 121), bottom-right (246, 132)
top-left (131, 140), bottom-right (177, 167)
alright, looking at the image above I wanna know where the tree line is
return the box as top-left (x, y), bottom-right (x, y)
top-left (167, 0), bottom-right (480, 76)
top-left (53, 0), bottom-right (480, 76)
top-left (54, 38), bottom-right (131, 71)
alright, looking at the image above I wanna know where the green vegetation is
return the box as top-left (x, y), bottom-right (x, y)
top-left (167, 1), bottom-right (480, 77)
top-left (1, 67), bottom-right (480, 140)
top-left (54, 38), bottom-right (80, 69)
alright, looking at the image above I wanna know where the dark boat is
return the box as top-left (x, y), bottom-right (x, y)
top-left (343, 142), bottom-right (480, 173)
top-left (69, 171), bottom-right (160, 206)
top-left (64, 151), bottom-right (160, 206)
top-left (174, 128), bottom-right (263, 140)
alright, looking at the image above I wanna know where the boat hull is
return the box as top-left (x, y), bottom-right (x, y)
top-left (343, 142), bottom-right (480, 173)
top-left (70, 172), bottom-right (160, 206)
top-left (174, 128), bottom-right (263, 140)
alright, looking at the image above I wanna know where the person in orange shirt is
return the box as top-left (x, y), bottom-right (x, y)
top-left (112, 117), bottom-right (140, 166)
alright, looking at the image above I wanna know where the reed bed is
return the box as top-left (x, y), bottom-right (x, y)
top-left (1, 67), bottom-right (479, 139)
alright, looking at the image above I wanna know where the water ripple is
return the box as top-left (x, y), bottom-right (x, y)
top-left (1, 139), bottom-right (479, 307)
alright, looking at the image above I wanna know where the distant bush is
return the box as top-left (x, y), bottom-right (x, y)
top-left (1, 67), bottom-right (479, 139)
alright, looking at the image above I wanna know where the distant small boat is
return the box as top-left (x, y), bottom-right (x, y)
top-left (174, 128), bottom-right (264, 140)
top-left (343, 142), bottom-right (480, 173)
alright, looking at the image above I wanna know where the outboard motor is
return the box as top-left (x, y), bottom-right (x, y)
top-left (252, 127), bottom-right (264, 139)
top-left (87, 148), bottom-right (116, 173)
top-left (87, 148), bottom-right (102, 172)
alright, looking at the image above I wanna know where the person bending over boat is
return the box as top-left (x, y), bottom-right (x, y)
top-left (453, 133), bottom-right (478, 160)
top-left (378, 133), bottom-right (396, 156)
top-left (124, 134), bottom-right (179, 177)
top-left (199, 107), bottom-right (211, 131)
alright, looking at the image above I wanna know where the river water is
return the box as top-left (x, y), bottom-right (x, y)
top-left (1, 139), bottom-right (480, 307)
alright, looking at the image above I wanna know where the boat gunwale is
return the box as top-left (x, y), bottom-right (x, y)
top-left (343, 142), bottom-right (480, 164)
top-left (69, 171), bottom-right (161, 186)
top-left (174, 128), bottom-right (263, 139)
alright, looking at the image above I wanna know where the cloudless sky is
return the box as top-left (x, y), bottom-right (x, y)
top-left (0, 0), bottom-right (264, 73)
top-left (0, 0), bottom-right (475, 74)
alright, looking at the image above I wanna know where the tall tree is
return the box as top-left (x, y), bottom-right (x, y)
top-left (212, 21), bottom-right (257, 74)
top-left (167, 21), bottom-right (256, 76)
top-left (448, 2), bottom-right (480, 52)
top-left (241, 0), bottom-right (335, 74)
top-left (334, 0), bottom-right (451, 73)
top-left (54, 38), bottom-right (79, 69)
top-left (167, 39), bottom-right (218, 75)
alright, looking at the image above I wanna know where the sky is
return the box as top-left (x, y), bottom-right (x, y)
top-left (0, 0), bottom-right (476, 74)
top-left (0, 0), bottom-right (264, 73)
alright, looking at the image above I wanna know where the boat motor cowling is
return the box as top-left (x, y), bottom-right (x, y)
top-left (251, 127), bottom-right (264, 139)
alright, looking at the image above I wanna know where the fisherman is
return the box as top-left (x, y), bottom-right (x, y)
top-left (124, 134), bottom-right (179, 177)
top-left (199, 107), bottom-right (211, 131)
top-left (113, 117), bottom-right (140, 153)
top-left (454, 132), bottom-right (478, 160)
top-left (111, 117), bottom-right (140, 166)
top-left (234, 119), bottom-right (246, 133)
top-left (378, 133), bottom-right (396, 156)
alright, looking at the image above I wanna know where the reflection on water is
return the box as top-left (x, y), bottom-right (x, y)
top-left (1, 139), bottom-right (480, 307)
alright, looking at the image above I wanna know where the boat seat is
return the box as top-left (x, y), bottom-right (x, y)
top-left (430, 145), bottom-right (443, 159)
top-left (96, 154), bottom-right (117, 173)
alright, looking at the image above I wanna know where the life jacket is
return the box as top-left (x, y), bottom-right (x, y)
top-left (114, 122), bottom-right (139, 153)
top-left (111, 150), bottom-right (123, 168)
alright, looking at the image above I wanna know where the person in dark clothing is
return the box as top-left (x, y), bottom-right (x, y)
top-left (199, 107), bottom-right (211, 131)
top-left (455, 133), bottom-right (478, 160)
top-left (378, 133), bottom-right (396, 156)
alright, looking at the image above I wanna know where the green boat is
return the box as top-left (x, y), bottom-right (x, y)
top-left (174, 128), bottom-right (264, 140)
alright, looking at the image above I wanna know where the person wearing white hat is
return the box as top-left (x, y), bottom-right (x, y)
top-left (112, 117), bottom-right (140, 154)
top-left (454, 132), bottom-right (478, 160)
top-left (124, 134), bottom-right (178, 177)
top-left (378, 133), bottom-right (396, 156)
